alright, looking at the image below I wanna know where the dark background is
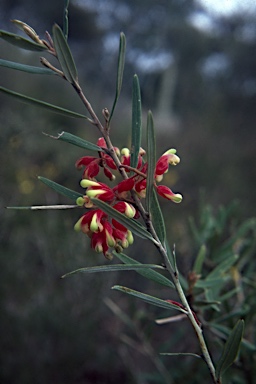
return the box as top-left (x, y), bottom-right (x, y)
top-left (1, 1), bottom-right (256, 383)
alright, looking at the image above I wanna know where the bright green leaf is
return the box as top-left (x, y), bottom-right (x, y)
top-left (62, 263), bottom-right (164, 278)
top-left (38, 176), bottom-right (82, 201)
top-left (0, 86), bottom-right (88, 119)
top-left (114, 251), bottom-right (174, 288)
top-left (109, 32), bottom-right (126, 122)
top-left (216, 320), bottom-right (244, 380)
top-left (0, 59), bottom-right (55, 75)
top-left (0, 29), bottom-right (47, 51)
top-left (52, 24), bottom-right (78, 84)
top-left (112, 285), bottom-right (187, 313)
top-left (130, 74), bottom-right (142, 168)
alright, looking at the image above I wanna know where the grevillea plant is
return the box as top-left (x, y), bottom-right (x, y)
top-left (1, 2), bottom-right (245, 383)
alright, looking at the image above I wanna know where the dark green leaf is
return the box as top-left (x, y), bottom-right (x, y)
top-left (63, 0), bottom-right (69, 39)
top-left (54, 131), bottom-right (101, 151)
top-left (216, 320), bottom-right (244, 380)
top-left (52, 24), bottom-right (78, 84)
top-left (146, 110), bottom-right (156, 212)
top-left (114, 251), bottom-right (174, 288)
top-left (91, 198), bottom-right (156, 243)
top-left (112, 285), bottom-right (187, 313)
top-left (130, 74), bottom-right (142, 168)
top-left (0, 86), bottom-right (88, 119)
top-left (62, 263), bottom-right (164, 278)
top-left (0, 29), bottom-right (47, 51)
top-left (109, 32), bottom-right (126, 122)
top-left (151, 189), bottom-right (166, 244)
top-left (38, 176), bottom-right (82, 201)
top-left (0, 59), bottom-right (55, 75)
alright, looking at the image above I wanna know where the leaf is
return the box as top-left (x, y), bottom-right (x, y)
top-left (195, 278), bottom-right (227, 289)
top-left (193, 244), bottom-right (206, 274)
top-left (63, 0), bottom-right (70, 39)
top-left (38, 176), bottom-right (83, 201)
top-left (7, 204), bottom-right (78, 210)
top-left (0, 86), bottom-right (88, 119)
top-left (206, 254), bottom-right (239, 280)
top-left (112, 285), bottom-right (187, 313)
top-left (109, 32), bottom-right (126, 122)
top-left (61, 263), bottom-right (164, 278)
top-left (160, 353), bottom-right (201, 359)
top-left (0, 29), bottom-right (47, 51)
top-left (53, 131), bottom-right (101, 151)
top-left (146, 110), bottom-right (156, 212)
top-left (114, 251), bottom-right (174, 289)
top-left (0, 59), bottom-right (55, 75)
top-left (151, 189), bottom-right (166, 244)
top-left (216, 320), bottom-right (244, 380)
top-left (52, 24), bottom-right (78, 84)
top-left (130, 74), bottom-right (142, 168)
top-left (91, 198), bottom-right (157, 243)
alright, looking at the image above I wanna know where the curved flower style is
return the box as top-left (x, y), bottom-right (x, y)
top-left (75, 137), bottom-right (182, 257)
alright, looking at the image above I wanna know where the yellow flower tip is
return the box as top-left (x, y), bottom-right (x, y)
top-left (121, 148), bottom-right (130, 156)
top-left (106, 232), bottom-right (116, 247)
top-left (76, 196), bottom-right (85, 206)
top-left (90, 213), bottom-right (103, 232)
top-left (172, 193), bottom-right (183, 203)
top-left (86, 189), bottom-right (105, 198)
top-left (74, 217), bottom-right (83, 232)
top-left (114, 147), bottom-right (121, 156)
top-left (124, 202), bottom-right (136, 218)
top-left (80, 179), bottom-right (100, 188)
top-left (95, 243), bottom-right (103, 253)
top-left (164, 148), bottom-right (177, 155)
top-left (155, 174), bottom-right (163, 182)
top-left (127, 230), bottom-right (134, 245)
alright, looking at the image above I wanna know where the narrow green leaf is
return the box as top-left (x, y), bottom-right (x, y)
top-left (91, 198), bottom-right (157, 243)
top-left (109, 32), bottom-right (126, 122)
top-left (54, 131), bottom-right (101, 151)
top-left (146, 110), bottom-right (156, 211)
top-left (206, 254), bottom-right (239, 280)
top-left (0, 86), bottom-right (88, 119)
top-left (38, 176), bottom-right (82, 201)
top-left (151, 189), bottom-right (166, 244)
top-left (193, 244), bottom-right (207, 274)
top-left (52, 24), bottom-right (78, 84)
top-left (114, 251), bottom-right (174, 289)
top-left (112, 285), bottom-right (187, 313)
top-left (160, 353), bottom-right (201, 359)
top-left (0, 59), bottom-right (55, 75)
top-left (63, 0), bottom-right (70, 39)
top-left (195, 278), bottom-right (227, 289)
top-left (62, 263), bottom-right (164, 278)
top-left (130, 74), bottom-right (142, 168)
top-left (7, 204), bottom-right (78, 210)
top-left (0, 29), bottom-right (47, 51)
top-left (216, 320), bottom-right (244, 380)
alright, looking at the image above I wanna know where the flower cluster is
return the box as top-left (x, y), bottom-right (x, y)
top-left (74, 137), bottom-right (182, 258)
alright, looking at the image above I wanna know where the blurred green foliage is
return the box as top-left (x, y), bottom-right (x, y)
top-left (1, 1), bottom-right (256, 383)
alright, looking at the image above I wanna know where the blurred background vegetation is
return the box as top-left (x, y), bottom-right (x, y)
top-left (1, 0), bottom-right (256, 383)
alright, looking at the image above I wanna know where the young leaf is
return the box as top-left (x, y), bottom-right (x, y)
top-left (53, 131), bottom-right (101, 151)
top-left (112, 286), bottom-right (187, 313)
top-left (130, 74), bottom-right (142, 168)
top-left (52, 24), bottom-right (78, 84)
top-left (91, 198), bottom-right (157, 243)
top-left (0, 30), bottom-right (47, 51)
top-left (0, 86), bottom-right (88, 119)
top-left (216, 319), bottom-right (244, 380)
top-left (146, 110), bottom-right (156, 212)
top-left (109, 32), bottom-right (126, 122)
top-left (38, 176), bottom-right (83, 201)
top-left (0, 59), bottom-right (55, 75)
top-left (63, 0), bottom-right (70, 39)
top-left (114, 251), bottom-right (174, 289)
top-left (62, 264), bottom-right (164, 278)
